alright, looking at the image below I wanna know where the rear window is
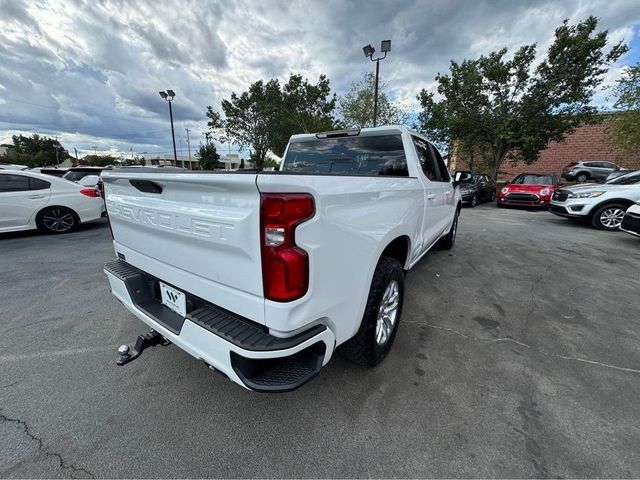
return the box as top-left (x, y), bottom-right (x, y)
top-left (282, 135), bottom-right (408, 176)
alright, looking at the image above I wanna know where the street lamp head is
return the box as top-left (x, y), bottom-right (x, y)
top-left (381, 39), bottom-right (391, 53)
top-left (159, 91), bottom-right (167, 99)
top-left (166, 89), bottom-right (175, 99)
top-left (363, 44), bottom-right (375, 58)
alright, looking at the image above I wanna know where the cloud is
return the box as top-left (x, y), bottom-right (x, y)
top-left (0, 0), bottom-right (638, 157)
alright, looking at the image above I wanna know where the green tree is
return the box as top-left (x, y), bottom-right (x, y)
top-left (270, 74), bottom-right (336, 156)
top-left (206, 79), bottom-right (281, 170)
top-left (8, 134), bottom-right (68, 167)
top-left (418, 16), bottom-right (627, 180)
top-left (609, 62), bottom-right (640, 157)
top-left (206, 73), bottom-right (337, 168)
top-left (196, 142), bottom-right (221, 170)
top-left (337, 72), bottom-right (408, 128)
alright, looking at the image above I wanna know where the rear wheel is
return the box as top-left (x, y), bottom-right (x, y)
top-left (338, 256), bottom-right (404, 367)
top-left (470, 194), bottom-right (478, 208)
top-left (591, 203), bottom-right (627, 230)
top-left (576, 172), bottom-right (589, 183)
top-left (36, 207), bottom-right (77, 234)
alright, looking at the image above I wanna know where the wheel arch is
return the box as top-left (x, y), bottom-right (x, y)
top-left (380, 235), bottom-right (411, 270)
top-left (588, 198), bottom-right (635, 218)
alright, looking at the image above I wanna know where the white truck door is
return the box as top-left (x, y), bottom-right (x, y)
top-left (410, 136), bottom-right (449, 249)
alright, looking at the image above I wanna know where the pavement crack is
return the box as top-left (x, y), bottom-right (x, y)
top-left (0, 380), bottom-right (22, 388)
top-left (420, 323), bottom-right (640, 375)
top-left (0, 411), bottom-right (95, 478)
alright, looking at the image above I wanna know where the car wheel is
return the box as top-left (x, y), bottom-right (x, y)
top-left (470, 194), bottom-right (478, 208)
top-left (36, 206), bottom-right (78, 234)
top-left (437, 210), bottom-right (459, 250)
top-left (338, 256), bottom-right (404, 367)
top-left (591, 204), bottom-right (627, 230)
top-left (576, 173), bottom-right (589, 183)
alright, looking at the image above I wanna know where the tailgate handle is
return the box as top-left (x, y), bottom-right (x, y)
top-left (129, 180), bottom-right (163, 194)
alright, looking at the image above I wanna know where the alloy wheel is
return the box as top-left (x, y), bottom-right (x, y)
top-left (375, 280), bottom-right (399, 346)
top-left (42, 208), bottom-right (75, 232)
top-left (599, 208), bottom-right (625, 229)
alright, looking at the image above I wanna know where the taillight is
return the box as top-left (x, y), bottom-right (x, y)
top-left (260, 193), bottom-right (315, 302)
top-left (80, 188), bottom-right (99, 197)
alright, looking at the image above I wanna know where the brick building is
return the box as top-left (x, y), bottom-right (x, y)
top-left (450, 117), bottom-right (640, 180)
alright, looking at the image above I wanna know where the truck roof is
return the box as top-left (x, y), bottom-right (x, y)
top-left (289, 125), bottom-right (414, 143)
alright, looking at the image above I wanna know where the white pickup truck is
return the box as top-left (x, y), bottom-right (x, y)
top-left (103, 126), bottom-right (461, 392)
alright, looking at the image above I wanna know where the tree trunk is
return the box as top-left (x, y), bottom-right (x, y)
top-left (492, 146), bottom-right (506, 182)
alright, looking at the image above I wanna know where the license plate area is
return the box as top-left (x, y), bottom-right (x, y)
top-left (160, 282), bottom-right (187, 317)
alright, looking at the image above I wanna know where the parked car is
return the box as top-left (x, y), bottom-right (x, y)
top-left (620, 203), bottom-right (640, 238)
top-left (497, 173), bottom-right (559, 208)
top-left (63, 166), bottom-right (111, 182)
top-left (78, 174), bottom-right (101, 187)
top-left (549, 170), bottom-right (640, 230)
top-left (102, 126), bottom-right (462, 392)
top-left (0, 163), bottom-right (29, 171)
top-left (30, 167), bottom-right (69, 178)
top-left (0, 170), bottom-right (103, 234)
top-left (456, 171), bottom-right (496, 207)
top-left (606, 169), bottom-right (636, 182)
top-left (561, 161), bottom-right (621, 183)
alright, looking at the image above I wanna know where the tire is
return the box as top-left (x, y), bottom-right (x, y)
top-left (36, 206), bottom-right (78, 234)
top-left (469, 194), bottom-right (477, 208)
top-left (338, 256), bottom-right (404, 367)
top-left (590, 203), bottom-right (627, 230)
top-left (437, 210), bottom-right (459, 250)
top-left (576, 172), bottom-right (589, 183)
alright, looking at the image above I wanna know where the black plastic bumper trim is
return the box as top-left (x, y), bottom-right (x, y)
top-left (104, 259), bottom-right (327, 352)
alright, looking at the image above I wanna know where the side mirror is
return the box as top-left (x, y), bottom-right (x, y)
top-left (452, 171), bottom-right (463, 188)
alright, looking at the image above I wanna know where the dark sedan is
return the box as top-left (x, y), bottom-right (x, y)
top-left (456, 171), bottom-right (496, 207)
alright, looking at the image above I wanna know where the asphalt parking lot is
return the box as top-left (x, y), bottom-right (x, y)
top-left (1, 205), bottom-right (639, 478)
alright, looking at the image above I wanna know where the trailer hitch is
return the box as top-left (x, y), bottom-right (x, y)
top-left (116, 329), bottom-right (171, 365)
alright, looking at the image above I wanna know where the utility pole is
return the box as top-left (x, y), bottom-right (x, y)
top-left (185, 128), bottom-right (191, 169)
top-left (74, 147), bottom-right (78, 167)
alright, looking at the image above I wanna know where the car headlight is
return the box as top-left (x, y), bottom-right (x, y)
top-left (501, 187), bottom-right (509, 194)
top-left (539, 188), bottom-right (550, 196)
top-left (567, 191), bottom-right (605, 199)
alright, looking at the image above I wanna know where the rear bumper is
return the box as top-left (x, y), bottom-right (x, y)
top-left (104, 260), bottom-right (335, 392)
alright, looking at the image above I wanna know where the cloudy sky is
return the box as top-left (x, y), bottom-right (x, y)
top-left (1, 0), bottom-right (639, 159)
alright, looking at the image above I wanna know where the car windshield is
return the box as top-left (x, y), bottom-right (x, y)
top-left (606, 171), bottom-right (640, 185)
top-left (512, 174), bottom-right (553, 185)
top-left (282, 134), bottom-right (408, 176)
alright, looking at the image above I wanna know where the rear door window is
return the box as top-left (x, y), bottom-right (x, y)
top-left (0, 174), bottom-right (30, 192)
top-left (282, 135), bottom-right (408, 176)
top-left (29, 177), bottom-right (51, 190)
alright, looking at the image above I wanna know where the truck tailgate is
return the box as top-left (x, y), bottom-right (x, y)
top-left (102, 171), bottom-right (265, 323)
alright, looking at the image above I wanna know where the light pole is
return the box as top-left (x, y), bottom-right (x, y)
top-left (362, 40), bottom-right (391, 128)
top-left (159, 90), bottom-right (178, 165)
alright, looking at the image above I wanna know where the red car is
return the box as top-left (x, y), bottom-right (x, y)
top-left (497, 173), bottom-right (560, 208)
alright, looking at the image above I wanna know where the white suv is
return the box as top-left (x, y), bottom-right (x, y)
top-left (549, 171), bottom-right (640, 230)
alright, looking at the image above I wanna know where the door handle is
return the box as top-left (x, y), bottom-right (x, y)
top-left (29, 195), bottom-right (46, 199)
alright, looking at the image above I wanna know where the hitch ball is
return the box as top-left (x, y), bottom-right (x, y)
top-left (118, 345), bottom-right (130, 356)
